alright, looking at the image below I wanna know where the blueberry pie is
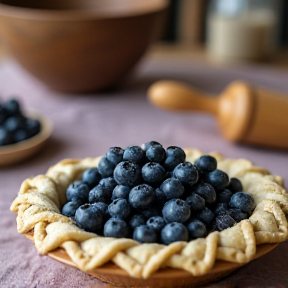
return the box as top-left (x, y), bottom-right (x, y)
top-left (11, 142), bottom-right (288, 279)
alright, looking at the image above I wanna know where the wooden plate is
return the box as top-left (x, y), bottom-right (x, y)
top-left (0, 110), bottom-right (53, 166)
top-left (46, 241), bottom-right (278, 287)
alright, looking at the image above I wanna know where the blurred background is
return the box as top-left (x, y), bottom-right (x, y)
top-left (1, 0), bottom-right (288, 67)
top-left (150, 0), bottom-right (288, 67)
top-left (0, 0), bottom-right (288, 153)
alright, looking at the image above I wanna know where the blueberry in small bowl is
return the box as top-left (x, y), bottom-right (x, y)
top-left (0, 98), bottom-right (52, 165)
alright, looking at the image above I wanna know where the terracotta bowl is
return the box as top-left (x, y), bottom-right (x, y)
top-left (0, 0), bottom-right (168, 93)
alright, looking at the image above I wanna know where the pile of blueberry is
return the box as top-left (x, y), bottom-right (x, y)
top-left (61, 141), bottom-right (255, 245)
top-left (0, 98), bottom-right (41, 146)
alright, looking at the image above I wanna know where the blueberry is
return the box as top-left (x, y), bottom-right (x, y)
top-left (205, 170), bottom-right (229, 191)
top-left (0, 104), bottom-right (8, 125)
top-left (209, 219), bottom-right (218, 233)
top-left (0, 127), bottom-right (13, 145)
top-left (128, 214), bottom-right (146, 230)
top-left (123, 146), bottom-right (146, 165)
top-left (13, 129), bottom-right (29, 143)
top-left (4, 99), bottom-right (21, 116)
top-left (133, 225), bottom-right (158, 243)
top-left (89, 185), bottom-right (108, 203)
top-left (4, 115), bottom-right (25, 132)
top-left (173, 162), bottom-right (199, 187)
top-left (104, 218), bottom-right (129, 238)
top-left (185, 193), bottom-right (205, 212)
top-left (99, 177), bottom-right (117, 191)
top-left (215, 214), bottom-right (236, 231)
top-left (194, 155), bottom-right (217, 173)
top-left (229, 192), bottom-right (255, 215)
top-left (161, 222), bottom-right (188, 244)
top-left (114, 161), bottom-right (141, 187)
top-left (228, 208), bottom-right (248, 222)
top-left (155, 188), bottom-right (167, 206)
top-left (97, 156), bottom-right (115, 178)
top-left (140, 204), bottom-right (162, 219)
top-left (187, 219), bottom-right (207, 239)
top-left (89, 177), bottom-right (117, 203)
top-left (165, 171), bottom-right (173, 179)
top-left (164, 146), bottom-right (186, 171)
top-left (141, 162), bottom-right (166, 187)
top-left (146, 144), bottom-right (166, 163)
top-left (91, 202), bottom-right (109, 220)
top-left (92, 201), bottom-right (108, 213)
top-left (141, 141), bottom-right (161, 151)
top-left (146, 216), bottom-right (166, 232)
top-left (61, 200), bottom-right (82, 218)
top-left (160, 178), bottom-right (184, 199)
top-left (25, 118), bottom-right (41, 137)
top-left (112, 185), bottom-right (130, 200)
top-left (214, 202), bottom-right (228, 216)
top-left (88, 178), bottom-right (115, 203)
top-left (193, 182), bottom-right (216, 205)
top-left (129, 184), bottom-right (156, 210)
top-left (162, 199), bottom-right (191, 223)
top-left (75, 204), bottom-right (104, 233)
top-left (106, 147), bottom-right (124, 165)
top-left (227, 178), bottom-right (243, 193)
top-left (66, 181), bottom-right (90, 203)
top-left (82, 167), bottom-right (102, 189)
top-left (195, 207), bottom-right (214, 225)
top-left (218, 189), bottom-right (233, 204)
top-left (108, 198), bottom-right (131, 219)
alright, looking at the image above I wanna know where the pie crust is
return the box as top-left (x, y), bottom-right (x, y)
top-left (10, 148), bottom-right (288, 279)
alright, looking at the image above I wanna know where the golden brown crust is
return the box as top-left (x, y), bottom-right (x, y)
top-left (10, 148), bottom-right (288, 278)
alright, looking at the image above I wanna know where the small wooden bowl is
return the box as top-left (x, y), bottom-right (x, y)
top-left (0, 110), bottom-right (53, 166)
top-left (0, 0), bottom-right (168, 93)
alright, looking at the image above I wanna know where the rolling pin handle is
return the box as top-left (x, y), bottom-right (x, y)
top-left (147, 80), bottom-right (254, 143)
top-left (147, 80), bottom-right (219, 115)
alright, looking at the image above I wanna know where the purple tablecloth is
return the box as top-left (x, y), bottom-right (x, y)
top-left (1, 54), bottom-right (288, 288)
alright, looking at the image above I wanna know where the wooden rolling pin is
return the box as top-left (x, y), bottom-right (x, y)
top-left (148, 80), bottom-right (288, 149)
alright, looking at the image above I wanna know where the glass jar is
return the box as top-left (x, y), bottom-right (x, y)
top-left (206, 0), bottom-right (280, 63)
